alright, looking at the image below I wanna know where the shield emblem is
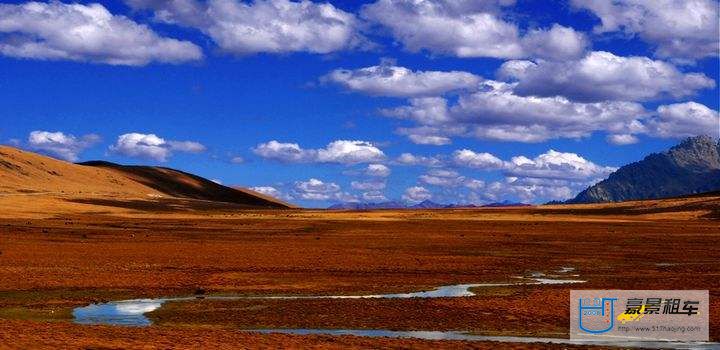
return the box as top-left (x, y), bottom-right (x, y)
top-left (578, 297), bottom-right (617, 334)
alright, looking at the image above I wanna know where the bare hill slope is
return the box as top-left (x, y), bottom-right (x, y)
top-left (0, 146), bottom-right (291, 209)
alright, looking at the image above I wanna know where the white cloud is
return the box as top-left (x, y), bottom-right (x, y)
top-left (504, 150), bottom-right (616, 181)
top-left (520, 24), bottom-right (588, 61)
top-left (128, 0), bottom-right (365, 55)
top-left (27, 130), bottom-right (100, 161)
top-left (382, 97), bottom-right (451, 126)
top-left (419, 169), bottom-right (466, 187)
top-left (250, 186), bottom-right (282, 198)
top-left (606, 134), bottom-right (639, 145)
top-left (292, 178), bottom-right (357, 202)
top-left (572, 0), bottom-right (719, 60)
top-left (323, 59), bottom-right (482, 97)
top-left (253, 140), bottom-right (385, 164)
top-left (361, 0), bottom-right (586, 60)
top-left (109, 133), bottom-right (206, 161)
top-left (166, 140), bottom-right (206, 153)
top-left (403, 133), bottom-right (452, 146)
top-left (366, 163), bottom-right (390, 177)
top-left (491, 179), bottom-right (575, 203)
top-left (435, 148), bottom-right (616, 203)
top-left (361, 190), bottom-right (387, 202)
top-left (395, 153), bottom-right (444, 167)
top-left (448, 148), bottom-right (614, 182)
top-left (647, 102), bottom-right (720, 138)
top-left (397, 148), bottom-right (616, 204)
top-left (384, 80), bottom-right (648, 143)
top-left (351, 180), bottom-right (386, 191)
top-left (294, 178), bottom-right (340, 200)
top-left (316, 140), bottom-right (385, 164)
top-left (452, 149), bottom-right (504, 169)
top-left (401, 186), bottom-right (431, 203)
top-left (230, 156), bottom-right (244, 164)
top-left (499, 51), bottom-right (714, 102)
top-left (0, 2), bottom-right (202, 65)
top-left (252, 140), bottom-right (309, 163)
top-left (464, 179), bottom-right (485, 190)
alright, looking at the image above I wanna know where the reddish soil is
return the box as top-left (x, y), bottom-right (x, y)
top-left (0, 196), bottom-right (718, 348)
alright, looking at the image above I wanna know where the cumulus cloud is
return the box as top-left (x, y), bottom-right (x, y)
top-left (0, 1), bottom-right (202, 65)
top-left (400, 148), bottom-right (616, 204)
top-left (292, 178), bottom-right (357, 202)
top-left (647, 102), bottom-right (720, 138)
top-left (109, 133), bottom-right (206, 161)
top-left (27, 130), bottom-right (100, 161)
top-left (385, 80), bottom-right (647, 144)
top-left (452, 149), bottom-right (504, 169)
top-left (361, 190), bottom-right (387, 202)
top-left (253, 140), bottom-right (385, 164)
top-left (365, 163), bottom-right (390, 177)
top-left (401, 186), bottom-right (431, 203)
top-left (351, 180), bottom-right (386, 191)
top-left (166, 140), bottom-right (206, 153)
top-left (413, 148), bottom-right (616, 203)
top-left (127, 0), bottom-right (365, 55)
top-left (383, 98), bottom-right (452, 126)
top-left (395, 152), bottom-right (444, 167)
top-left (419, 169), bottom-right (466, 187)
top-left (293, 178), bottom-right (340, 200)
top-left (486, 178), bottom-right (576, 203)
top-left (400, 132), bottom-right (453, 146)
top-left (323, 59), bottom-right (482, 97)
top-left (499, 51), bottom-right (714, 102)
top-left (464, 178), bottom-right (485, 190)
top-left (504, 150), bottom-right (616, 181)
top-left (361, 0), bottom-right (586, 60)
top-left (250, 186), bottom-right (282, 198)
top-left (606, 134), bottom-right (639, 145)
top-left (520, 24), bottom-right (588, 61)
top-left (572, 0), bottom-right (719, 60)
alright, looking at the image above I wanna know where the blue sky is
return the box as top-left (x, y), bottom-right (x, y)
top-left (1, 0), bottom-right (718, 207)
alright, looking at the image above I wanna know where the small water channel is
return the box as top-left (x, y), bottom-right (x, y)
top-left (72, 276), bottom-right (584, 326)
top-left (70, 274), bottom-right (719, 348)
top-left (247, 329), bottom-right (719, 349)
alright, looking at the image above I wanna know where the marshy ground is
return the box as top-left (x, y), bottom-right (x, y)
top-left (0, 195), bottom-right (718, 349)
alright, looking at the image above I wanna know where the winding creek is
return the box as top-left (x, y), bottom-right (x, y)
top-left (72, 276), bottom-right (585, 326)
top-left (70, 274), bottom-right (718, 349)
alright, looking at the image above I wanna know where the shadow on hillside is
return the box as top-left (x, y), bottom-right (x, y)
top-left (78, 161), bottom-right (288, 208)
top-left (65, 197), bottom-right (273, 213)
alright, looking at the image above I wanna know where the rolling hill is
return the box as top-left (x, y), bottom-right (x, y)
top-left (0, 146), bottom-right (291, 209)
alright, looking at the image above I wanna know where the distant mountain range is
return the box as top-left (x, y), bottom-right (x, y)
top-left (568, 135), bottom-right (720, 203)
top-left (327, 199), bottom-right (530, 210)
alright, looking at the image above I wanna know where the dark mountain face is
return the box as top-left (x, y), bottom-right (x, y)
top-left (569, 135), bottom-right (720, 203)
top-left (409, 200), bottom-right (444, 209)
top-left (481, 201), bottom-right (532, 207)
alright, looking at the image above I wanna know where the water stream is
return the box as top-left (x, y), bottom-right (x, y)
top-left (248, 329), bottom-right (719, 349)
top-left (70, 275), bottom-right (718, 348)
top-left (72, 277), bottom-right (584, 326)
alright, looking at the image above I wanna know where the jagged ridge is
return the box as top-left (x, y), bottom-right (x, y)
top-left (569, 135), bottom-right (720, 203)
